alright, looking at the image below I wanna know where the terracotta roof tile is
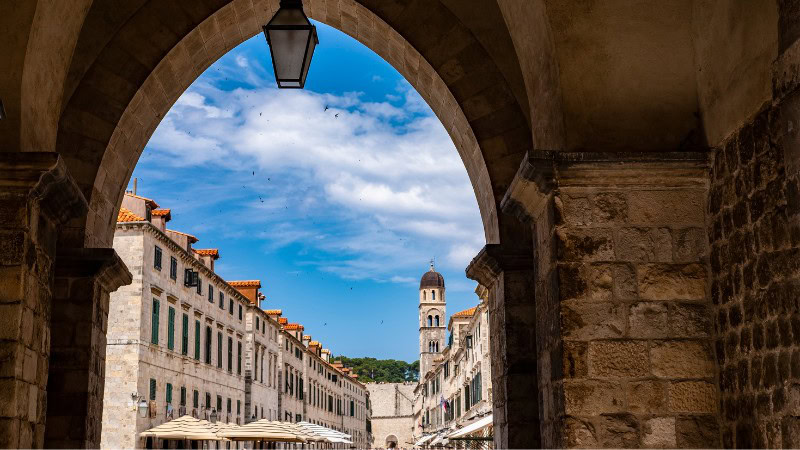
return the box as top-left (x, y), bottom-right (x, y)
top-left (309, 341), bottom-right (320, 346)
top-left (284, 323), bottom-right (304, 331)
top-left (125, 192), bottom-right (159, 208)
top-left (151, 208), bottom-right (171, 217)
top-left (229, 280), bottom-right (261, 288)
top-left (264, 309), bottom-right (282, 315)
top-left (166, 229), bottom-right (198, 243)
top-left (452, 306), bottom-right (477, 318)
top-left (302, 335), bottom-right (311, 341)
top-left (195, 249), bottom-right (220, 259)
top-left (118, 207), bottom-right (144, 223)
top-left (278, 318), bottom-right (288, 325)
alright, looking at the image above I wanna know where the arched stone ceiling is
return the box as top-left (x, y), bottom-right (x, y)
top-left (55, 0), bottom-right (533, 248)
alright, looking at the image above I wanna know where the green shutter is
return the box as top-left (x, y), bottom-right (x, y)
top-left (194, 320), bottom-right (200, 360)
top-left (182, 313), bottom-right (189, 355)
top-left (237, 341), bottom-right (242, 375)
top-left (193, 390), bottom-right (199, 408)
top-left (180, 386), bottom-right (186, 406)
top-left (149, 378), bottom-right (156, 400)
top-left (227, 337), bottom-right (233, 372)
top-left (167, 307), bottom-right (175, 350)
top-left (166, 382), bottom-right (172, 404)
top-left (151, 299), bottom-right (159, 344)
top-left (217, 332), bottom-right (222, 368)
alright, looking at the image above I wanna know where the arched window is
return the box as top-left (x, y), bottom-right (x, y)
top-left (432, 290), bottom-right (436, 300)
top-left (423, 291), bottom-right (426, 300)
top-left (427, 315), bottom-right (432, 327)
top-left (434, 315), bottom-right (440, 327)
top-left (435, 341), bottom-right (439, 352)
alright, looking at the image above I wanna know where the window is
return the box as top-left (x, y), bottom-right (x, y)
top-left (205, 326), bottom-right (212, 364)
top-left (166, 383), bottom-right (173, 405)
top-left (216, 395), bottom-right (222, 412)
top-left (151, 299), bottom-right (160, 344)
top-left (432, 290), bottom-right (435, 300)
top-left (193, 390), bottom-right (199, 409)
top-left (299, 377), bottom-right (304, 400)
top-left (219, 292), bottom-right (224, 309)
top-left (427, 315), bottom-right (432, 327)
top-left (194, 320), bottom-right (201, 360)
top-left (256, 317), bottom-right (260, 330)
top-left (237, 341), bottom-right (242, 375)
top-left (208, 285), bottom-right (214, 303)
top-left (238, 304), bottom-right (242, 321)
top-left (184, 268), bottom-right (198, 287)
top-left (154, 246), bottom-right (162, 270)
top-left (466, 335), bottom-right (473, 349)
top-left (217, 332), bottom-right (223, 369)
top-left (434, 315), bottom-right (440, 327)
top-left (423, 291), bottom-right (426, 300)
top-left (196, 277), bottom-right (202, 295)
top-left (180, 386), bottom-right (186, 406)
top-left (205, 392), bottom-right (211, 410)
top-left (181, 313), bottom-right (189, 355)
top-left (350, 400), bottom-right (355, 417)
top-left (237, 400), bottom-right (241, 416)
top-left (167, 306), bottom-right (175, 350)
top-left (170, 257), bottom-right (177, 280)
top-left (227, 336), bottom-right (233, 372)
top-left (227, 398), bottom-right (231, 414)
top-left (229, 299), bottom-right (233, 315)
top-left (149, 378), bottom-right (156, 401)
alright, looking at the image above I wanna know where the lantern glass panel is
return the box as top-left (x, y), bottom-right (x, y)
top-left (263, 3), bottom-right (318, 89)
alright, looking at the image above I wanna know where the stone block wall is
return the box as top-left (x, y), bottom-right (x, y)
top-left (501, 152), bottom-right (718, 448)
top-left (708, 74), bottom-right (800, 447)
top-left (554, 183), bottom-right (716, 448)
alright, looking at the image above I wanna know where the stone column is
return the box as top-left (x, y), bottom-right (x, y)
top-left (466, 245), bottom-right (538, 449)
top-left (44, 248), bottom-right (131, 448)
top-left (0, 153), bottom-right (88, 448)
top-left (501, 151), bottom-right (718, 448)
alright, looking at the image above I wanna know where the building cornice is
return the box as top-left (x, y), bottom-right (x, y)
top-left (116, 221), bottom-right (251, 306)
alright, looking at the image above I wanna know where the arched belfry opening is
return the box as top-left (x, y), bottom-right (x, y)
top-left (3, 0), bottom-right (798, 448)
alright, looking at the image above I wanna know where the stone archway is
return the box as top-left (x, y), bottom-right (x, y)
top-left (385, 434), bottom-right (398, 448)
top-left (42, 1), bottom-right (539, 448)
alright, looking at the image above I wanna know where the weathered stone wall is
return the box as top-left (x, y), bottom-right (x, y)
top-left (707, 57), bottom-right (800, 446)
top-left (501, 152), bottom-right (717, 448)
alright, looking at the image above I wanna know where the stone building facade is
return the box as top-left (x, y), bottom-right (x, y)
top-left (412, 270), bottom-right (493, 445)
top-left (100, 193), bottom-right (369, 448)
top-left (366, 382), bottom-right (415, 449)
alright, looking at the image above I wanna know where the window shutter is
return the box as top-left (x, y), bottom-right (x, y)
top-left (151, 299), bottom-right (159, 344)
top-left (237, 341), bottom-right (242, 375)
top-left (180, 386), bottom-right (186, 406)
top-left (166, 383), bottom-right (172, 404)
top-left (217, 332), bottom-right (223, 368)
top-left (167, 307), bottom-right (175, 350)
top-left (239, 304), bottom-right (242, 320)
top-left (194, 320), bottom-right (201, 360)
top-left (181, 314), bottom-right (189, 355)
top-left (149, 378), bottom-right (156, 401)
top-left (208, 285), bottom-right (214, 302)
top-left (193, 390), bottom-right (199, 408)
top-left (227, 337), bottom-right (233, 372)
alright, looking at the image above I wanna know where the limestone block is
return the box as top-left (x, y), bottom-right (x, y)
top-left (651, 341), bottom-right (714, 378)
top-left (627, 191), bottom-right (705, 226)
top-left (637, 264), bottom-right (706, 300)
top-left (561, 301), bottom-right (625, 340)
top-left (563, 416), bottom-right (598, 448)
top-left (564, 380), bottom-right (625, 415)
top-left (628, 380), bottom-right (668, 414)
top-left (592, 193), bottom-right (628, 224)
top-left (557, 228), bottom-right (615, 262)
top-left (588, 340), bottom-right (649, 378)
top-left (668, 381), bottom-right (716, 413)
top-left (642, 417), bottom-right (677, 448)
top-left (628, 302), bottom-right (670, 338)
top-left (559, 263), bottom-right (613, 301)
top-left (596, 413), bottom-right (640, 448)
top-left (615, 227), bottom-right (672, 262)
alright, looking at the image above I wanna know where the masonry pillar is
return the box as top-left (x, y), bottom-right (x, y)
top-left (466, 245), bottom-right (538, 449)
top-left (44, 248), bottom-right (131, 448)
top-left (501, 151), bottom-right (718, 448)
top-left (0, 153), bottom-right (88, 448)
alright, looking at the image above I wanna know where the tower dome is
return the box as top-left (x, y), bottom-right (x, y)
top-left (420, 262), bottom-right (445, 289)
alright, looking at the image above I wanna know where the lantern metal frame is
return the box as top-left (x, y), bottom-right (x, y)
top-left (262, 0), bottom-right (319, 89)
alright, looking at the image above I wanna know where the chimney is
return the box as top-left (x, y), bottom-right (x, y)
top-left (229, 281), bottom-right (262, 304)
top-left (151, 209), bottom-right (171, 232)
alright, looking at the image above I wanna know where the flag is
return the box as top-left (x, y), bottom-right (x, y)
top-left (440, 396), bottom-right (447, 412)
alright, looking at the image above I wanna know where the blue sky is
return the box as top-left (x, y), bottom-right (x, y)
top-left (132, 22), bottom-right (484, 363)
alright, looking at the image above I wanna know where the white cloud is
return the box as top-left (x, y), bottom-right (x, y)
top-left (145, 60), bottom-right (483, 282)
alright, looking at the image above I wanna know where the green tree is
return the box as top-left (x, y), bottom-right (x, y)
top-left (333, 356), bottom-right (420, 383)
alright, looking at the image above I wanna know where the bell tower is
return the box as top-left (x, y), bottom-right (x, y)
top-left (418, 260), bottom-right (445, 381)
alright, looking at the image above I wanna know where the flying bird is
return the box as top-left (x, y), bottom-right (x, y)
top-left (324, 105), bottom-right (329, 111)
top-left (335, 113), bottom-right (339, 118)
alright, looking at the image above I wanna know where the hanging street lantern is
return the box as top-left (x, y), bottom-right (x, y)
top-left (137, 399), bottom-right (149, 418)
top-left (262, 0), bottom-right (318, 89)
